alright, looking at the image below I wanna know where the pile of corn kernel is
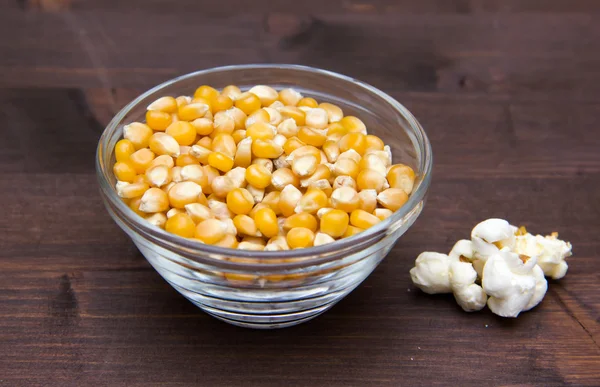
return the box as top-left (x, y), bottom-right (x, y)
top-left (113, 85), bottom-right (416, 251)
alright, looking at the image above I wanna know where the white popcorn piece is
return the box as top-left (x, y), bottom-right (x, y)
top-left (471, 218), bottom-right (518, 260)
top-left (409, 252), bottom-right (453, 294)
top-left (482, 249), bottom-right (547, 318)
top-left (515, 232), bottom-right (572, 280)
top-left (449, 261), bottom-right (487, 312)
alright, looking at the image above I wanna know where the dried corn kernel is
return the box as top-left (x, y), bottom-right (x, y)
top-left (387, 164), bottom-right (416, 195)
top-left (165, 213), bottom-right (196, 238)
top-left (146, 110), bottom-right (172, 131)
top-left (286, 227), bottom-right (315, 249)
top-left (357, 169), bottom-right (387, 192)
top-left (212, 134), bottom-right (236, 158)
top-left (320, 209), bottom-right (349, 238)
top-left (195, 218), bottom-right (228, 244)
top-left (374, 208), bottom-right (393, 220)
top-left (279, 185), bottom-right (302, 217)
top-left (233, 214), bottom-right (260, 236)
top-left (185, 203), bottom-right (213, 223)
top-left (340, 116), bottom-right (366, 133)
top-left (208, 152), bottom-right (234, 172)
top-left (115, 139), bottom-right (136, 162)
top-left (245, 164), bottom-right (272, 189)
top-left (350, 209), bottom-right (381, 229)
top-left (278, 88), bottom-right (303, 106)
top-left (377, 188), bottom-right (408, 211)
top-left (314, 232), bottom-right (336, 246)
top-left (146, 165), bottom-right (172, 187)
top-left (284, 212), bottom-right (318, 233)
top-left (222, 85), bottom-right (242, 101)
top-left (234, 137), bottom-right (252, 168)
top-left (271, 168), bottom-right (299, 190)
top-left (123, 123), bottom-right (153, 150)
top-left (212, 112), bottom-right (235, 136)
top-left (298, 127), bottom-right (327, 147)
top-left (343, 225), bottom-right (364, 238)
top-left (298, 97), bottom-right (318, 108)
top-left (330, 187), bottom-right (360, 213)
top-left (139, 188), bottom-right (170, 213)
top-left (295, 187), bottom-right (328, 214)
top-left (129, 148), bottom-right (155, 173)
top-left (252, 139), bottom-right (283, 159)
top-left (226, 188), bottom-right (255, 215)
top-left (318, 103), bottom-right (343, 123)
top-left (146, 212), bottom-right (167, 229)
top-left (149, 155), bottom-right (175, 169)
top-left (168, 181), bottom-right (203, 209)
top-left (249, 85), bottom-right (279, 106)
top-left (254, 207), bottom-right (279, 238)
top-left (113, 161), bottom-right (137, 182)
top-left (235, 92), bottom-right (261, 115)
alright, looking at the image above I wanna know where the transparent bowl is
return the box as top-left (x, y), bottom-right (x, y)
top-left (96, 64), bottom-right (432, 329)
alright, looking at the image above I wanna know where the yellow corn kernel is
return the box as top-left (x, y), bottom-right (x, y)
top-left (193, 85), bottom-right (219, 103)
top-left (145, 165), bottom-right (172, 187)
top-left (215, 234), bottom-right (240, 249)
top-left (350, 209), bottom-right (381, 229)
top-left (233, 214), bottom-right (260, 236)
top-left (147, 96), bottom-right (177, 113)
top-left (212, 111), bottom-right (235, 137)
top-left (225, 167), bottom-right (247, 189)
top-left (319, 209), bottom-right (349, 238)
top-left (266, 235), bottom-right (290, 250)
top-left (197, 191), bottom-right (209, 206)
top-left (252, 139), bottom-right (283, 159)
top-left (286, 227), bottom-right (315, 249)
top-left (338, 132), bottom-right (367, 156)
top-left (247, 121), bottom-right (276, 141)
top-left (148, 132), bottom-right (180, 157)
top-left (202, 165), bottom-right (219, 195)
top-left (298, 97), bottom-right (318, 108)
top-left (176, 95), bottom-right (191, 108)
top-left (133, 174), bottom-right (149, 184)
top-left (145, 110), bottom-right (172, 131)
top-left (365, 134), bottom-right (385, 151)
top-left (211, 133), bottom-right (237, 158)
top-left (231, 129), bottom-right (246, 144)
top-left (251, 158), bottom-right (273, 173)
top-left (165, 121), bottom-right (196, 146)
top-left (184, 203), bottom-right (213, 223)
top-left (287, 145), bottom-right (322, 163)
top-left (245, 108), bottom-right (270, 128)
top-left (170, 166), bottom-right (183, 183)
top-left (333, 175), bottom-right (357, 190)
top-left (271, 168), bottom-right (299, 190)
top-left (189, 145), bottom-right (211, 165)
top-left (359, 153), bottom-right (387, 176)
top-left (387, 164), bottom-right (416, 195)
top-left (168, 181), bottom-right (203, 208)
top-left (129, 148), bottom-right (155, 174)
top-left (243, 164), bottom-right (271, 189)
top-left (314, 232), bottom-right (336, 246)
top-left (340, 116), bottom-right (366, 133)
top-left (279, 185), bottom-right (303, 217)
top-left (222, 107), bottom-right (246, 130)
top-left (196, 136), bottom-right (213, 150)
top-left (181, 164), bottom-right (208, 191)
top-left (298, 127), bottom-right (327, 147)
top-left (330, 187), bottom-right (360, 213)
top-left (212, 94), bottom-right (233, 113)
top-left (210, 176), bottom-right (236, 198)
top-left (139, 187), bottom-right (170, 213)
top-left (322, 140), bottom-right (340, 163)
top-left (327, 122), bottom-right (348, 138)
top-left (374, 208), bottom-right (394, 220)
top-left (148, 155), bottom-right (175, 169)
top-left (338, 149), bottom-right (362, 165)
top-left (295, 187), bottom-right (328, 214)
top-left (365, 149), bottom-right (391, 168)
top-left (280, 106), bottom-right (306, 126)
top-left (194, 218), bottom-right (228, 243)
top-left (343, 225), bottom-right (364, 238)
top-left (253, 207), bottom-right (279, 238)
top-left (238, 241), bottom-right (265, 251)
top-left (249, 85), bottom-right (278, 106)
top-left (145, 212), bottom-right (167, 229)
top-left (116, 181), bottom-right (149, 199)
top-left (222, 85), bottom-right (242, 101)
top-left (261, 192), bottom-right (281, 216)
top-left (318, 102), bottom-right (343, 123)
top-left (291, 154), bottom-right (318, 177)
top-left (165, 213), bottom-right (196, 238)
top-left (128, 196), bottom-right (145, 217)
top-left (300, 165), bottom-right (332, 188)
top-left (273, 134), bottom-right (287, 148)
top-left (246, 185), bottom-right (264, 203)
top-left (123, 123), bottom-right (153, 150)
top-left (114, 139), bottom-right (136, 162)
top-left (377, 188), bottom-right (409, 211)
top-left (332, 157), bottom-right (359, 179)
top-left (178, 102), bottom-right (209, 122)
top-left (357, 169), bottom-right (387, 192)
top-left (308, 179), bottom-right (333, 197)
top-left (226, 188), bottom-right (255, 215)
top-left (230, 137), bottom-right (250, 168)
top-left (284, 212), bottom-right (318, 233)
top-left (191, 117), bottom-right (214, 136)
top-left (264, 107), bottom-right (283, 126)
top-left (235, 92), bottom-right (261, 115)
top-left (277, 118), bottom-right (298, 138)
top-left (358, 189), bottom-right (377, 213)
top-left (208, 152), bottom-right (234, 173)
top-left (166, 208), bottom-right (184, 218)
top-left (207, 198), bottom-right (234, 220)
top-left (113, 161), bottom-right (137, 183)
top-left (282, 136), bottom-right (305, 155)
top-left (278, 88), bottom-right (303, 106)
top-left (305, 108), bottom-right (329, 129)
top-left (175, 154), bottom-right (199, 167)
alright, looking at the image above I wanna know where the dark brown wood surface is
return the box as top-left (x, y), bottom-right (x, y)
top-left (1, 1), bottom-right (599, 386)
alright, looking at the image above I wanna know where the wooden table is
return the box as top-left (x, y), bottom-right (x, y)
top-left (2, 1), bottom-right (599, 385)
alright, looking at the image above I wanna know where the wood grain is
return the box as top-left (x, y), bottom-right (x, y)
top-left (1, 1), bottom-right (599, 386)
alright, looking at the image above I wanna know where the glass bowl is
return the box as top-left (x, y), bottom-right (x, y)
top-left (96, 64), bottom-right (432, 329)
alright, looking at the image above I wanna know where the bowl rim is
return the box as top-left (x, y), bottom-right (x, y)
top-left (96, 64), bottom-right (433, 263)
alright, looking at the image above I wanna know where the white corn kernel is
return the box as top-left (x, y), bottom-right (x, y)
top-left (249, 85), bottom-right (279, 106)
top-left (305, 108), bottom-right (329, 129)
top-left (185, 203), bottom-right (214, 223)
top-left (264, 107), bottom-right (283, 126)
top-left (145, 212), bottom-right (167, 229)
top-left (338, 149), bottom-right (362, 164)
top-left (276, 118), bottom-right (298, 138)
top-left (246, 184), bottom-right (265, 203)
top-left (208, 199), bottom-right (234, 220)
top-left (139, 188), bottom-right (170, 213)
top-left (333, 175), bottom-right (357, 190)
top-left (146, 165), bottom-right (172, 187)
top-left (314, 232), bottom-right (335, 246)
